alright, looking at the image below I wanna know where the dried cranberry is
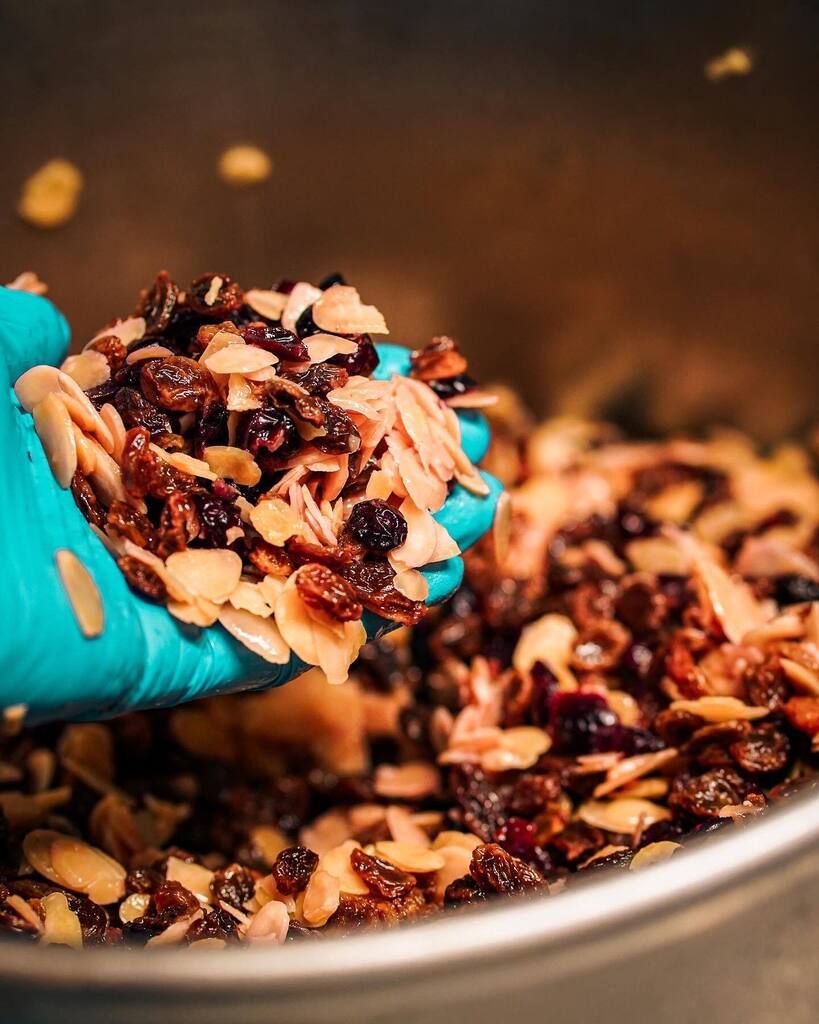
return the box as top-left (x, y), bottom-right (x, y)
top-left (469, 843), bottom-right (543, 894)
top-left (239, 405), bottom-right (298, 467)
top-left (773, 575), bottom-right (819, 607)
top-left (329, 334), bottom-right (379, 377)
top-left (242, 321), bottom-right (308, 362)
top-left (191, 491), bottom-right (241, 548)
top-left (138, 270), bottom-right (179, 335)
top-left (550, 692), bottom-right (618, 754)
top-left (140, 357), bottom-right (214, 413)
top-left (272, 847), bottom-right (319, 895)
top-left (188, 273), bottom-right (244, 317)
top-left (348, 499), bottom-right (408, 554)
top-left (350, 848), bottom-right (416, 899)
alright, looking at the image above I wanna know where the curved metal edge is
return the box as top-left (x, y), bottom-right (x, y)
top-left (3, 789), bottom-right (819, 996)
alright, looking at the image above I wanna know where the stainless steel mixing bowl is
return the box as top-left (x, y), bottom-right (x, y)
top-left (1, 1), bottom-right (818, 1020)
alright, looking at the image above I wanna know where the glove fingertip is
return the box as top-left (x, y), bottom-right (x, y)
top-left (0, 288), bottom-right (70, 377)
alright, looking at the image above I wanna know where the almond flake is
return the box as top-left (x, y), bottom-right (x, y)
top-left (166, 856), bottom-right (214, 904)
top-left (244, 288), bottom-right (287, 321)
top-left (228, 581), bottom-right (273, 618)
top-left (204, 345), bottom-right (278, 375)
top-left (577, 798), bottom-right (672, 835)
top-left (374, 762), bottom-right (439, 800)
top-left (40, 891), bottom-right (83, 949)
top-left (56, 549), bottom-right (104, 638)
top-left (33, 393), bottom-right (77, 487)
top-left (669, 696), bottom-right (769, 723)
top-left (312, 285), bottom-right (389, 335)
top-left (319, 839), bottom-right (369, 895)
top-left (301, 869), bottom-right (340, 927)
top-left (60, 351), bottom-right (110, 390)
top-left (373, 841), bottom-right (445, 873)
top-left (629, 841), bottom-right (681, 871)
top-left (165, 549), bottom-right (243, 604)
top-left (203, 445), bottom-right (261, 486)
top-left (513, 613), bottom-right (577, 688)
top-left (305, 334), bottom-right (359, 363)
top-left (125, 344), bottom-right (174, 365)
top-left (392, 569), bottom-right (429, 601)
top-left (250, 497), bottom-right (303, 546)
top-left (218, 606), bottom-right (290, 664)
top-left (246, 898), bottom-right (290, 944)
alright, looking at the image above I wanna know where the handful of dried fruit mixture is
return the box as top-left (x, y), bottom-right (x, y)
top-left (2, 409), bottom-right (819, 948)
top-left (14, 272), bottom-right (491, 684)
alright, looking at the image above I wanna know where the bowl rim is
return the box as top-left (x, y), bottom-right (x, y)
top-left (3, 788), bottom-right (819, 993)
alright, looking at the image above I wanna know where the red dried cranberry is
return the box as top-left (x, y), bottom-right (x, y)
top-left (138, 270), bottom-right (179, 335)
top-left (329, 334), bottom-right (379, 377)
top-left (550, 692), bottom-right (618, 754)
top-left (242, 321), bottom-right (308, 362)
top-left (239, 405), bottom-right (298, 466)
top-left (348, 499), bottom-right (408, 554)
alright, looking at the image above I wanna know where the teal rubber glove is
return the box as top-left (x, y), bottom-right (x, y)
top-left (0, 287), bottom-right (502, 725)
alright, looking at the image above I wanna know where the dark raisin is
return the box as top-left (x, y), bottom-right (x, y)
top-left (194, 400), bottom-right (228, 457)
top-left (318, 272), bottom-right (346, 290)
top-left (155, 490), bottom-right (202, 556)
top-left (126, 867), bottom-right (164, 894)
top-left (85, 376), bottom-right (122, 409)
top-left (529, 662), bottom-right (560, 727)
top-left (589, 724), bottom-right (666, 755)
top-left (668, 767), bottom-right (755, 818)
top-left (550, 692), bottom-right (618, 754)
top-left (86, 334), bottom-right (127, 373)
top-left (140, 357), bottom-right (214, 413)
top-left (615, 577), bottom-right (669, 633)
top-left (65, 893), bottom-right (109, 943)
top-left (506, 772), bottom-right (563, 817)
top-left (550, 822), bottom-right (605, 864)
top-left (121, 427), bottom-right (193, 499)
top-left (729, 724), bottom-right (790, 774)
top-left (211, 864), bottom-right (256, 910)
top-left (247, 539), bottom-right (295, 578)
top-left (427, 374), bottom-right (477, 400)
top-left (469, 843), bottom-right (543, 894)
top-left (107, 500), bottom-right (156, 548)
top-left (291, 363), bottom-right (349, 396)
top-left (138, 271), bottom-right (179, 335)
top-left (653, 708), bottom-right (702, 746)
top-left (188, 273), bottom-right (244, 317)
top-left (578, 848), bottom-right (633, 872)
top-left (271, 847), bottom-right (319, 895)
top-left (70, 471), bottom-right (106, 528)
top-left (239, 405), bottom-right (298, 469)
top-left (773, 574), bottom-right (819, 607)
top-left (242, 321), bottom-right (308, 362)
top-left (410, 336), bottom-right (467, 382)
top-left (450, 765), bottom-right (508, 841)
top-left (294, 305), bottom-right (322, 339)
top-left (190, 491), bottom-right (241, 549)
top-left (350, 848), bottom-right (416, 899)
top-left (347, 499), bottom-right (408, 554)
top-left (295, 564), bottom-right (363, 622)
top-left (114, 386), bottom-right (174, 437)
top-left (444, 874), bottom-right (487, 907)
top-left (186, 907), bottom-right (237, 943)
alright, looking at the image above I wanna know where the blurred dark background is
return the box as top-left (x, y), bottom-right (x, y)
top-left (1, 0), bottom-right (817, 435)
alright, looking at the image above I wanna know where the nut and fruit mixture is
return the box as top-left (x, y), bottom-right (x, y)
top-left (3, 402), bottom-right (819, 948)
top-left (14, 272), bottom-right (490, 682)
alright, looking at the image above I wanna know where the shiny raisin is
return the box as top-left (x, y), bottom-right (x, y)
top-left (350, 848), bottom-right (416, 899)
top-left (242, 321), bottom-right (308, 361)
top-left (70, 471), bottom-right (106, 528)
top-left (114, 386), bottom-right (174, 437)
top-left (211, 864), bottom-right (256, 909)
top-left (117, 556), bottom-right (167, 601)
top-left (271, 846), bottom-right (319, 895)
top-left (296, 563), bottom-right (363, 622)
top-left (469, 843), bottom-right (543, 894)
top-left (410, 336), bottom-right (468, 382)
top-left (140, 356), bottom-right (214, 412)
top-left (348, 499), bottom-right (408, 554)
top-left (138, 270), bottom-right (179, 335)
top-left (107, 500), bottom-right (156, 548)
top-left (187, 273), bottom-right (244, 317)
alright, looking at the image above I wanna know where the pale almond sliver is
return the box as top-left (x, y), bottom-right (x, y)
top-left (56, 550), bottom-right (104, 639)
top-left (204, 345), bottom-right (278, 375)
top-left (374, 841), bottom-right (444, 874)
top-left (218, 606), bottom-right (291, 664)
top-left (250, 497), bottom-right (303, 546)
top-left (203, 445), bottom-right (261, 486)
top-left (33, 393), bottom-right (77, 487)
top-left (669, 696), bottom-right (769, 723)
top-left (60, 350), bottom-right (110, 390)
top-left (312, 285), bottom-right (389, 335)
top-left (228, 580), bottom-right (274, 618)
top-left (244, 288), bottom-right (288, 322)
top-left (165, 549), bottom-right (243, 604)
top-left (393, 569), bottom-right (429, 601)
top-left (304, 334), bottom-right (359, 363)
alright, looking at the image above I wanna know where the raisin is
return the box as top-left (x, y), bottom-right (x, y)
top-left (348, 499), bottom-right (408, 554)
top-left (194, 400), bottom-right (228, 457)
top-left (570, 620), bottom-right (630, 672)
top-left (668, 767), bottom-right (755, 818)
top-left (294, 397), bottom-right (360, 455)
top-left (348, 576), bottom-right (425, 626)
top-left (615, 577), bottom-right (669, 633)
top-left (138, 270), bottom-right (179, 335)
top-left (121, 427), bottom-right (193, 499)
top-left (210, 863), bottom-right (256, 910)
top-left (550, 822), bottom-right (605, 864)
top-left (410, 336), bottom-right (468, 382)
top-left (296, 564), bottom-right (363, 622)
top-left (450, 765), bottom-right (508, 841)
top-left (117, 556), bottom-right (167, 601)
top-left (242, 321), bottom-right (308, 362)
top-left (107, 500), bottom-right (156, 548)
top-left (469, 843), bottom-right (543, 895)
top-left (292, 363), bottom-right (349, 396)
top-left (271, 847), bottom-right (319, 895)
top-left (782, 696), bottom-right (819, 736)
top-left (318, 272), bottom-right (346, 290)
top-left (114, 386), bottom-right (174, 437)
top-left (550, 692), bottom-right (617, 754)
top-left (428, 374), bottom-right (478, 400)
top-left (140, 356), bottom-right (214, 412)
top-left (125, 867), bottom-right (164, 894)
top-left (65, 893), bottom-right (109, 943)
top-left (190, 491), bottom-right (241, 549)
top-left (247, 539), bottom-right (295, 578)
top-left (328, 334), bottom-right (379, 377)
top-left (729, 724), bottom-right (790, 774)
top-left (155, 490), bottom-right (202, 556)
top-left (653, 708), bottom-right (702, 746)
top-left (773, 574), bottom-right (819, 607)
top-left (444, 875), bottom-right (487, 907)
top-left (239, 404), bottom-right (298, 469)
top-left (589, 724), bottom-right (666, 755)
top-left (579, 848), bottom-right (634, 873)
top-left (188, 273), bottom-right (244, 317)
top-left (350, 848), bottom-right (416, 899)
top-left (186, 908), bottom-right (237, 943)
top-left (70, 471), bottom-right (106, 528)
top-left (506, 772), bottom-right (563, 817)
top-left (294, 305), bottom-right (321, 339)
top-left (130, 881), bottom-right (199, 935)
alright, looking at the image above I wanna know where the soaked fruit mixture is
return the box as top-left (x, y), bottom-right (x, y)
top-left (14, 271), bottom-right (491, 683)
top-left (3, 384), bottom-right (819, 947)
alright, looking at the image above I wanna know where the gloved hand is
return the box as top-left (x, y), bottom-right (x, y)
top-left (0, 286), bottom-right (501, 725)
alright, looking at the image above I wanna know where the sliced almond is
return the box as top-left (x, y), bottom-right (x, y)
top-left (165, 549), bottom-right (243, 604)
top-left (480, 726), bottom-right (551, 772)
top-left (629, 841), bottom-right (681, 871)
top-left (319, 839), bottom-right (369, 895)
top-left (153, 447), bottom-right (217, 481)
top-left (301, 869), bottom-right (340, 927)
top-left (431, 831), bottom-right (483, 853)
top-left (204, 345), bottom-right (278, 375)
top-left (669, 696), bottom-right (769, 723)
top-left (373, 762), bottom-right (439, 800)
top-left (246, 898), bottom-right (290, 944)
top-left (14, 364), bottom-right (62, 411)
top-left (125, 344), bottom-right (174, 365)
top-left (312, 285), bottom-right (389, 335)
top-left (250, 497), bottom-right (303, 546)
top-left (577, 798), bottom-right (671, 835)
top-left (513, 613), bottom-right (577, 688)
top-left (33, 393), bottom-right (77, 487)
top-left (228, 580), bottom-right (274, 618)
top-left (40, 891), bottom-right (83, 949)
top-left (72, 424), bottom-right (97, 475)
top-left (593, 748), bottom-right (678, 799)
top-left (56, 549), bottom-right (104, 638)
top-left (203, 445), bottom-right (261, 486)
top-left (166, 856), bottom-right (214, 904)
top-left (245, 288), bottom-right (287, 321)
top-left (304, 334), bottom-right (358, 362)
top-left (218, 606), bottom-right (291, 664)
top-left (392, 569), bottom-right (429, 601)
top-left (60, 350), bottom-right (110, 390)
top-left (373, 841), bottom-right (445, 874)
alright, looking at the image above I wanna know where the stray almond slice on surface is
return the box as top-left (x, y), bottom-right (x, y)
top-left (56, 550), bottom-right (104, 639)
